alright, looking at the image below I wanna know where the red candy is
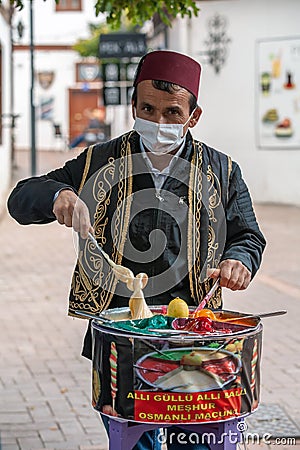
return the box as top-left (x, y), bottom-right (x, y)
top-left (172, 317), bottom-right (236, 335)
top-left (193, 317), bottom-right (214, 333)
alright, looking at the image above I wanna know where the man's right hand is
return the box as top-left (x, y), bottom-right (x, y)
top-left (53, 189), bottom-right (93, 239)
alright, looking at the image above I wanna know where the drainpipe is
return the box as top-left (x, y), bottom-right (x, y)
top-left (29, 0), bottom-right (36, 176)
top-left (9, 5), bottom-right (15, 170)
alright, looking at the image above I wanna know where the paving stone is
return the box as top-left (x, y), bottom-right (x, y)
top-left (90, 436), bottom-right (109, 446)
top-left (0, 412), bottom-right (32, 424)
top-left (79, 445), bottom-right (108, 450)
top-left (246, 444), bottom-right (270, 450)
top-left (2, 421), bottom-right (58, 433)
top-left (18, 384), bottom-right (44, 402)
top-left (0, 445), bottom-right (21, 450)
top-left (246, 403), bottom-right (300, 438)
top-left (0, 402), bottom-right (26, 414)
top-left (39, 425), bottom-right (65, 443)
top-left (17, 436), bottom-right (45, 449)
top-left (0, 435), bottom-right (19, 445)
top-left (42, 444), bottom-right (80, 450)
top-left (1, 429), bottom-right (40, 439)
top-left (58, 419), bottom-right (86, 437)
top-left (78, 418), bottom-right (103, 435)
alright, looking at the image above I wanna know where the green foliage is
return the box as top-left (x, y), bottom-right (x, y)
top-left (72, 23), bottom-right (109, 57)
top-left (72, 19), bottom-right (138, 57)
top-left (7, 0), bottom-right (199, 28)
top-left (72, 34), bottom-right (100, 58)
top-left (95, 0), bottom-right (199, 28)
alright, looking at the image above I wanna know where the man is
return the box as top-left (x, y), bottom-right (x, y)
top-left (8, 50), bottom-right (266, 449)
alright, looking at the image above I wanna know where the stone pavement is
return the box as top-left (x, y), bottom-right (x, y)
top-left (0, 149), bottom-right (299, 450)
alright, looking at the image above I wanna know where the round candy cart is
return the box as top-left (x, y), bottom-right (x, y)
top-left (91, 307), bottom-right (262, 450)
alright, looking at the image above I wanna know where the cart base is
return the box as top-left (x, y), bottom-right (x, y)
top-left (108, 417), bottom-right (245, 450)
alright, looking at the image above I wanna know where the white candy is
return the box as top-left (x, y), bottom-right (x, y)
top-left (111, 262), bottom-right (152, 320)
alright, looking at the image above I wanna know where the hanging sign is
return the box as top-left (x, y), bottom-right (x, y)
top-left (99, 33), bottom-right (147, 59)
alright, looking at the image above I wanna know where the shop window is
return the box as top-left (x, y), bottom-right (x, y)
top-left (55, 0), bottom-right (82, 12)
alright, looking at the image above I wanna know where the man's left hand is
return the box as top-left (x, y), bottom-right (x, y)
top-left (208, 259), bottom-right (251, 291)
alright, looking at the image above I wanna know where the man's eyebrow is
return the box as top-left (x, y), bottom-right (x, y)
top-left (140, 101), bottom-right (153, 108)
top-left (165, 105), bottom-right (182, 112)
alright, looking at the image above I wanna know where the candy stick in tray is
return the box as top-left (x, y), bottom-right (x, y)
top-left (109, 341), bottom-right (118, 411)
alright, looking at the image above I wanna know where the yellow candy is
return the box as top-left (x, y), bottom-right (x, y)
top-left (193, 308), bottom-right (217, 320)
top-left (167, 298), bottom-right (189, 318)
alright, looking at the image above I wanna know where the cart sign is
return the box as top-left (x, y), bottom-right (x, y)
top-left (99, 33), bottom-right (147, 59)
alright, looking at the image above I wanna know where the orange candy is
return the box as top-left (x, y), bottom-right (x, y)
top-left (193, 309), bottom-right (217, 320)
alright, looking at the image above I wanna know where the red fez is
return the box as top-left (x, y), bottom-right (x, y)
top-left (134, 50), bottom-right (201, 99)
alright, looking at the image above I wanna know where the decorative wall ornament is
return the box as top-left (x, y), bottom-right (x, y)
top-left (37, 71), bottom-right (55, 89)
top-left (204, 13), bottom-right (231, 74)
top-left (76, 62), bottom-right (101, 83)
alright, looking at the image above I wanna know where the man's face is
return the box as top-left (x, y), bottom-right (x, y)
top-left (132, 80), bottom-right (201, 135)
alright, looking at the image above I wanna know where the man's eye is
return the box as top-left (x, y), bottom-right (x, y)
top-left (142, 106), bottom-right (152, 112)
top-left (169, 109), bottom-right (180, 115)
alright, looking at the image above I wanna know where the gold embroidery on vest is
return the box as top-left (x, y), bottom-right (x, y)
top-left (188, 141), bottom-right (204, 304)
top-left (70, 251), bottom-right (101, 314)
top-left (207, 164), bottom-right (221, 269)
top-left (207, 165), bottom-right (221, 220)
top-left (206, 163), bottom-right (223, 308)
top-left (78, 145), bottom-right (94, 194)
top-left (112, 133), bottom-right (134, 264)
top-left (227, 155), bottom-right (232, 203)
top-left (93, 156), bottom-right (115, 246)
top-left (70, 158), bottom-right (114, 315)
top-left (99, 133), bottom-right (133, 311)
top-left (69, 134), bottom-right (133, 316)
top-left (72, 133), bottom-right (134, 316)
top-left (71, 156), bottom-right (116, 312)
top-left (188, 142), bottom-right (224, 309)
top-left (187, 151), bottom-right (196, 301)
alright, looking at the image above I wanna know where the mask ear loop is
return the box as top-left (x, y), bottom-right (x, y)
top-left (181, 108), bottom-right (197, 138)
top-left (185, 108), bottom-right (197, 126)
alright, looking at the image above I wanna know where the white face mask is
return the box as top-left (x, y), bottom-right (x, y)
top-left (133, 111), bottom-right (195, 155)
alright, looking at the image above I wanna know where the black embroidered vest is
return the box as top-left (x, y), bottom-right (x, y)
top-left (68, 131), bottom-right (232, 318)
